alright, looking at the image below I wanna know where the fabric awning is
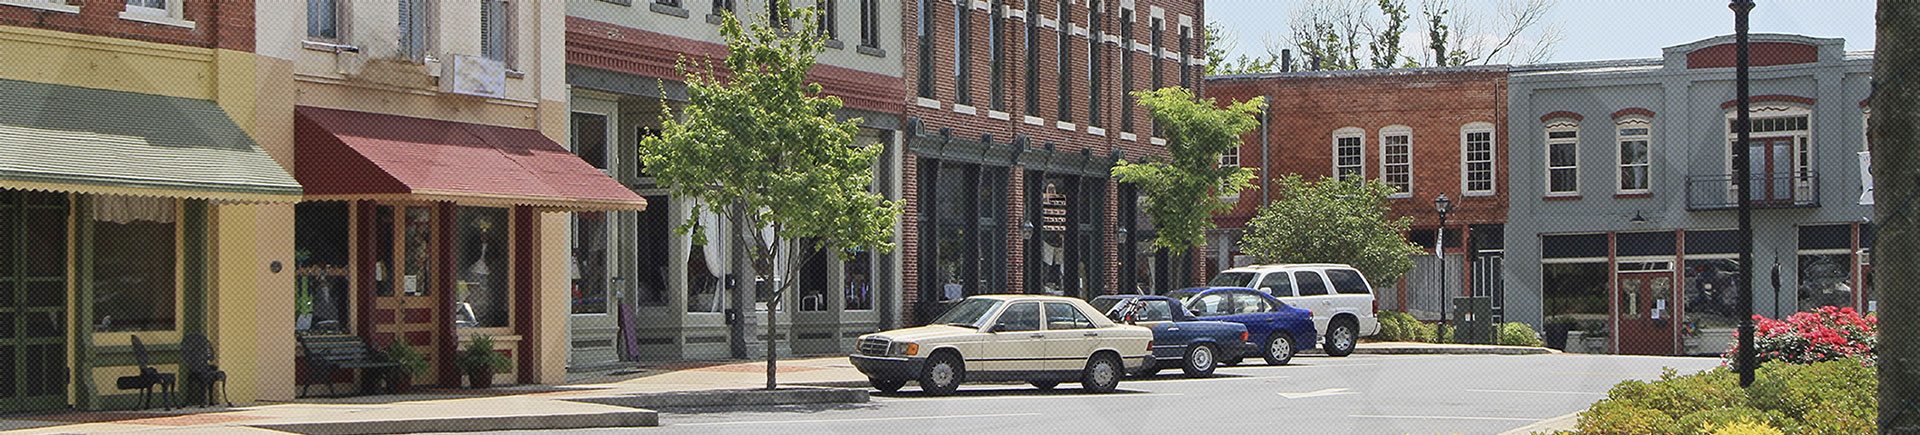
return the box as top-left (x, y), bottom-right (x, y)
top-left (294, 106), bottom-right (647, 211)
top-left (0, 79), bottom-right (302, 202)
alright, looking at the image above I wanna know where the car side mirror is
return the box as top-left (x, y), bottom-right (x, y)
top-left (1259, 287), bottom-right (1274, 294)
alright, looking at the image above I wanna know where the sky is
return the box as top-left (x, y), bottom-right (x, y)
top-left (1206, 0), bottom-right (1879, 66)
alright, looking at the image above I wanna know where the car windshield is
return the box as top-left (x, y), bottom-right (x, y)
top-left (1166, 290), bottom-right (1201, 304)
top-left (1208, 272), bottom-right (1258, 287)
top-left (1089, 298), bottom-right (1125, 316)
top-left (929, 298), bottom-right (1004, 328)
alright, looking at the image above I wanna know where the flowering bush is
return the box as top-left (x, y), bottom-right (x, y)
top-left (1723, 306), bottom-right (1876, 367)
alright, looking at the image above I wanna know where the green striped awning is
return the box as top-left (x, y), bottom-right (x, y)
top-left (0, 78), bottom-right (301, 202)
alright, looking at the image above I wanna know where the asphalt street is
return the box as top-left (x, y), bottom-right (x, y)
top-left (470, 353), bottom-right (1723, 435)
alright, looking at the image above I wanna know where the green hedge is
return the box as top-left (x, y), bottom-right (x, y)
top-left (1497, 322), bottom-right (1544, 347)
top-left (1376, 310), bottom-right (1436, 342)
top-left (1558, 360), bottom-right (1875, 434)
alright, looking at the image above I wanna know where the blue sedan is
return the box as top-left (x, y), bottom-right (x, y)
top-left (1090, 295), bottom-right (1253, 377)
top-left (1166, 287), bottom-right (1317, 366)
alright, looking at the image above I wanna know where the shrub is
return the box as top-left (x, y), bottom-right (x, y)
top-left (1565, 360), bottom-right (1875, 435)
top-left (1724, 306), bottom-right (1876, 368)
top-left (1374, 310), bottom-right (1434, 342)
top-left (1497, 322), bottom-right (1544, 347)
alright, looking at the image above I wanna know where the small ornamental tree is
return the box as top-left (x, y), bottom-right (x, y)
top-left (1112, 88), bottom-right (1262, 254)
top-left (639, 2), bottom-right (899, 389)
top-left (1241, 174), bottom-right (1424, 287)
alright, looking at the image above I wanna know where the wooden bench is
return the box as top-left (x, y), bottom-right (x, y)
top-left (296, 334), bottom-right (401, 397)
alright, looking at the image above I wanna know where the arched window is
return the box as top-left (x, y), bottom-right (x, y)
top-left (1331, 127), bottom-right (1365, 181)
top-left (1544, 121), bottom-right (1580, 196)
top-left (1615, 117), bottom-right (1652, 194)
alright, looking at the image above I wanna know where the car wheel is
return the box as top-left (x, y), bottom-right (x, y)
top-left (870, 377), bottom-right (905, 393)
top-left (1263, 332), bottom-right (1297, 366)
top-left (1181, 344), bottom-right (1218, 378)
top-left (1030, 380), bottom-right (1059, 391)
top-left (1325, 319), bottom-right (1358, 357)
top-left (919, 352), bottom-right (964, 396)
top-left (1080, 354), bottom-right (1123, 394)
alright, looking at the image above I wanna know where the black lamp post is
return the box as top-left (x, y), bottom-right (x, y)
top-left (1731, 0), bottom-right (1758, 388)
top-left (1434, 193), bottom-right (1453, 340)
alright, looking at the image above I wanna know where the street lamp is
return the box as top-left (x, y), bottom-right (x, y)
top-left (1434, 193), bottom-right (1453, 340)
top-left (1730, 0), bottom-right (1758, 388)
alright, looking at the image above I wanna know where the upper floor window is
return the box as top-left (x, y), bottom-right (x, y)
top-left (1546, 122), bottom-right (1580, 196)
top-left (124, 0), bottom-right (191, 25)
top-left (1178, 24), bottom-right (1192, 89)
top-left (1617, 118), bottom-right (1652, 194)
top-left (1087, 1), bottom-right (1103, 127)
top-left (308, 0), bottom-right (340, 40)
top-left (1461, 122), bottom-right (1495, 195)
top-left (859, 0), bottom-right (881, 48)
top-left (1150, 17), bottom-right (1163, 137)
top-left (819, 0), bottom-right (838, 40)
top-left (1380, 126), bottom-right (1412, 196)
top-left (1724, 106), bottom-right (1813, 202)
top-left (399, 0), bottom-right (431, 62)
top-left (954, 1), bottom-right (971, 105)
top-left (769, 0), bottom-right (788, 30)
top-left (989, 0), bottom-right (1006, 111)
top-left (713, 0), bottom-right (734, 16)
top-left (1056, 0), bottom-right (1073, 122)
top-left (481, 0), bottom-right (513, 66)
top-left (656, 0), bottom-right (680, 6)
top-left (1119, 8), bottom-right (1135, 133)
top-left (1220, 144), bottom-right (1240, 168)
top-left (916, 0), bottom-right (934, 99)
top-left (1333, 127), bottom-right (1365, 181)
top-left (1023, 0), bottom-right (1040, 116)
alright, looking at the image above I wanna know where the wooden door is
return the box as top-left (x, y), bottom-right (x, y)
top-left (1618, 272), bottom-right (1677, 355)
top-left (0, 191), bottom-right (67, 412)
top-left (370, 205), bottom-right (440, 383)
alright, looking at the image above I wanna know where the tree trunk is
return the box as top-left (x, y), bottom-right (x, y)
top-left (766, 298), bottom-right (778, 390)
top-left (1875, 1), bottom-right (1919, 431)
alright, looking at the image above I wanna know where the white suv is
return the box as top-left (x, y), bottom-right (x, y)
top-left (1206, 264), bottom-right (1380, 356)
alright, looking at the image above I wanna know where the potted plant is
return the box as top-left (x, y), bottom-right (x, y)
top-left (384, 341), bottom-right (429, 394)
top-left (456, 334), bottom-right (511, 389)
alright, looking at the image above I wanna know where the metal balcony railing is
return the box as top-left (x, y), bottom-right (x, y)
top-left (1685, 171), bottom-right (1821, 211)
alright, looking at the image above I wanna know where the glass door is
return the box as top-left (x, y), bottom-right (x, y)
top-left (1617, 271), bottom-right (1677, 355)
top-left (0, 191), bottom-right (68, 412)
top-left (371, 205), bottom-right (441, 382)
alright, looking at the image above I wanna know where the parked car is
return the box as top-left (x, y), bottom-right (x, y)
top-left (850, 295), bottom-right (1154, 395)
top-left (1203, 264), bottom-right (1381, 356)
top-left (1165, 287), bottom-right (1317, 365)
top-left (1089, 295), bottom-right (1253, 377)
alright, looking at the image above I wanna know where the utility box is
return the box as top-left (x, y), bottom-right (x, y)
top-left (1453, 296), bottom-right (1494, 344)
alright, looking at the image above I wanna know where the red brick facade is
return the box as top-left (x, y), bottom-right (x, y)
top-left (901, 0), bottom-right (1206, 324)
top-left (0, 0), bottom-right (253, 51)
top-left (1205, 67), bottom-right (1509, 256)
top-left (565, 16), bottom-right (908, 115)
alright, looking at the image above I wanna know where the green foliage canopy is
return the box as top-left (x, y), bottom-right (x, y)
top-left (1240, 174), bottom-right (1423, 287)
top-left (1111, 87), bottom-right (1261, 252)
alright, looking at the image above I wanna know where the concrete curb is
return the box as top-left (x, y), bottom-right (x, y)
top-left (572, 386), bottom-right (869, 410)
top-left (248, 409), bottom-right (660, 435)
top-left (1301, 345), bottom-right (1559, 356)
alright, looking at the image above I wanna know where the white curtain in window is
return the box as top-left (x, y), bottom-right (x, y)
top-left (697, 203), bottom-right (729, 277)
top-left (93, 195), bottom-right (175, 224)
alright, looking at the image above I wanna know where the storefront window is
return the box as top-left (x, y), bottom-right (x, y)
top-left (295, 202), bottom-right (351, 333)
top-left (844, 249), bottom-right (873, 310)
top-left (375, 206), bottom-right (396, 297)
top-left (402, 206), bottom-right (433, 296)
top-left (572, 212), bottom-right (608, 314)
top-left (1541, 262), bottom-right (1607, 349)
top-left (455, 207), bottom-right (510, 328)
top-left (1797, 254), bottom-right (1852, 313)
top-left (799, 243), bottom-right (830, 311)
top-left (91, 196), bottom-right (177, 332)
top-left (1862, 251), bottom-right (1875, 313)
top-left (1684, 259), bottom-right (1741, 330)
top-left (634, 196), bottom-right (670, 306)
top-left (687, 243), bottom-right (724, 313)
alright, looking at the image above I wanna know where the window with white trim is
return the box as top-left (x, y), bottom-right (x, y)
top-left (1616, 119), bottom-right (1651, 193)
top-left (1461, 122), bottom-right (1495, 195)
top-left (398, 0), bottom-right (431, 62)
top-left (1546, 122), bottom-right (1580, 195)
top-left (124, 0), bottom-right (190, 24)
top-left (481, 0), bottom-right (513, 66)
top-left (1332, 127), bottom-right (1364, 181)
top-left (1380, 126), bottom-right (1412, 195)
top-left (308, 0), bottom-right (341, 40)
top-left (1219, 144), bottom-right (1240, 168)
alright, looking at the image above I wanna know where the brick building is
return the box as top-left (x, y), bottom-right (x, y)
top-left (901, 0), bottom-right (1208, 324)
top-left (1204, 66), bottom-right (1510, 320)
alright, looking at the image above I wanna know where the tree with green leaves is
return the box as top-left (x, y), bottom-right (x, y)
top-left (1111, 88), bottom-right (1261, 255)
top-left (638, 1), bottom-right (899, 390)
top-left (1204, 21), bottom-right (1280, 76)
top-left (1241, 175), bottom-right (1424, 287)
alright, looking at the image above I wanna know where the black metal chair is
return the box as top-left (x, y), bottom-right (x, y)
top-left (114, 335), bottom-right (177, 410)
top-left (182, 333), bottom-right (232, 407)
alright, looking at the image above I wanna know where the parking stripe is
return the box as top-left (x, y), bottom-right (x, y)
top-left (1350, 414), bottom-right (1544, 422)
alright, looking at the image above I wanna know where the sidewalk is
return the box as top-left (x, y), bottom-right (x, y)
top-left (0, 344), bottom-right (1554, 434)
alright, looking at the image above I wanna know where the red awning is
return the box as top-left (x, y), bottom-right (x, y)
top-left (294, 106), bottom-right (646, 211)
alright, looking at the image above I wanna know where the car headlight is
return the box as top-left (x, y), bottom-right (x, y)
top-left (889, 342), bottom-right (920, 356)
